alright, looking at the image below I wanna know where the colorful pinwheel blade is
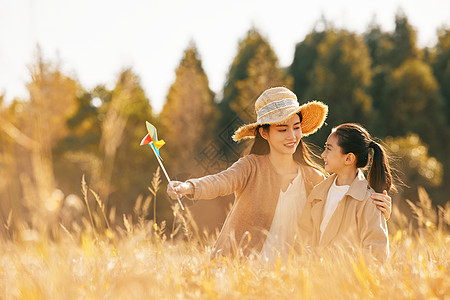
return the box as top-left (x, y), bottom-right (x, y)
top-left (140, 133), bottom-right (153, 146)
top-left (146, 121), bottom-right (158, 141)
top-left (154, 140), bottom-right (165, 149)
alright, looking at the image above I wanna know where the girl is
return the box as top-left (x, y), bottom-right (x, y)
top-left (301, 123), bottom-right (392, 263)
top-left (167, 87), bottom-right (391, 260)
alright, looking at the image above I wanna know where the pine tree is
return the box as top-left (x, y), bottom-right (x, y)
top-left (220, 28), bottom-right (269, 123)
top-left (52, 85), bottom-right (109, 202)
top-left (431, 28), bottom-right (450, 125)
top-left (96, 69), bottom-right (157, 215)
top-left (430, 28), bottom-right (450, 200)
top-left (380, 59), bottom-right (446, 160)
top-left (364, 22), bottom-right (393, 68)
top-left (386, 134), bottom-right (442, 184)
top-left (231, 38), bottom-right (291, 123)
top-left (363, 21), bottom-right (394, 136)
top-left (289, 29), bottom-right (328, 99)
top-left (363, 14), bottom-right (421, 122)
top-left (0, 95), bottom-right (23, 228)
top-left (388, 12), bottom-right (421, 69)
top-left (25, 49), bottom-right (78, 207)
top-left (364, 16), bottom-right (448, 203)
top-left (159, 44), bottom-right (218, 177)
top-left (217, 28), bottom-right (290, 162)
top-left (303, 29), bottom-right (373, 144)
top-left (56, 89), bottom-right (103, 154)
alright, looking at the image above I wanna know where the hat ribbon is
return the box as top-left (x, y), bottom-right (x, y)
top-left (256, 98), bottom-right (299, 121)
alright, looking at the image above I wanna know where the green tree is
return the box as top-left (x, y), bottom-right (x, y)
top-left (364, 21), bottom-right (393, 68)
top-left (303, 29), bottom-right (373, 144)
top-left (159, 44), bottom-right (218, 176)
top-left (364, 14), bottom-right (422, 136)
top-left (363, 22), bottom-right (393, 130)
top-left (385, 134), bottom-right (443, 204)
top-left (0, 49), bottom-right (80, 231)
top-left (430, 28), bottom-right (450, 197)
top-left (74, 68), bottom-right (157, 215)
top-left (388, 12), bottom-right (421, 69)
top-left (25, 50), bottom-right (78, 216)
top-left (365, 13), bottom-right (420, 71)
top-left (378, 59), bottom-right (446, 160)
top-left (217, 28), bottom-right (290, 160)
top-left (364, 16), bottom-right (448, 204)
top-left (0, 97), bottom-right (41, 229)
top-left (0, 95), bottom-right (21, 232)
top-left (431, 28), bottom-right (450, 125)
top-left (52, 86), bottom-right (106, 201)
top-left (231, 38), bottom-right (291, 123)
top-left (289, 28), bottom-right (328, 99)
top-left (56, 88), bottom-right (105, 153)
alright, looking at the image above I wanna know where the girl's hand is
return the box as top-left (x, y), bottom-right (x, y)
top-left (167, 181), bottom-right (194, 199)
top-left (371, 190), bottom-right (391, 220)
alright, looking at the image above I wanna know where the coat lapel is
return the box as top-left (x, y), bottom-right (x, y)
top-left (308, 174), bottom-right (335, 246)
top-left (318, 199), bottom-right (347, 247)
top-left (310, 198), bottom-right (325, 246)
top-left (318, 170), bottom-right (369, 247)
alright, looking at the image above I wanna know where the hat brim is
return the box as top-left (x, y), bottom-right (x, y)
top-left (232, 100), bottom-right (328, 141)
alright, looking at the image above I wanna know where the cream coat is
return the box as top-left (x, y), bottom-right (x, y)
top-left (187, 154), bottom-right (325, 257)
top-left (299, 170), bottom-right (389, 263)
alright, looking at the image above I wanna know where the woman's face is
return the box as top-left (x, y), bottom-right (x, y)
top-left (321, 133), bottom-right (347, 173)
top-left (260, 114), bottom-right (302, 156)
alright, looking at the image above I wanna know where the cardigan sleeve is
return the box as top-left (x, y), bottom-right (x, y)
top-left (296, 166), bottom-right (325, 246)
top-left (297, 201), bottom-right (314, 246)
top-left (186, 155), bottom-right (253, 200)
top-left (358, 195), bottom-right (389, 263)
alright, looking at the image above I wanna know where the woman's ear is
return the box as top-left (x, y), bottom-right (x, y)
top-left (259, 127), bottom-right (268, 140)
top-left (345, 153), bottom-right (356, 165)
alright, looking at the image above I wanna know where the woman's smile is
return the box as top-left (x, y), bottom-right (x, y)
top-left (284, 141), bottom-right (297, 148)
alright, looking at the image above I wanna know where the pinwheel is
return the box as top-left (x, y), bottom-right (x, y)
top-left (140, 121), bottom-right (184, 210)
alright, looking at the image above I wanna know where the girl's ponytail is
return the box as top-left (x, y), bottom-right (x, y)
top-left (368, 141), bottom-right (393, 193)
top-left (333, 123), bottom-right (394, 193)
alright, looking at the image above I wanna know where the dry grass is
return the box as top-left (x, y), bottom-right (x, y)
top-left (0, 173), bottom-right (449, 300)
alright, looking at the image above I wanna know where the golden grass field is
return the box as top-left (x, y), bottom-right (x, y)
top-left (0, 174), bottom-right (449, 300)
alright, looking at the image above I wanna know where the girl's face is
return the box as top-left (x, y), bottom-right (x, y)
top-left (261, 114), bottom-right (302, 156)
top-left (321, 133), bottom-right (348, 173)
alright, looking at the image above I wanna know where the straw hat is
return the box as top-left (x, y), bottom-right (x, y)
top-left (232, 87), bottom-right (328, 141)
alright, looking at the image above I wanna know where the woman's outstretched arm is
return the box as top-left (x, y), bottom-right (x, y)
top-left (166, 155), bottom-right (254, 200)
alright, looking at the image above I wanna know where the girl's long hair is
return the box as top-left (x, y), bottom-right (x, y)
top-left (246, 112), bottom-right (325, 174)
top-left (332, 123), bottom-right (394, 193)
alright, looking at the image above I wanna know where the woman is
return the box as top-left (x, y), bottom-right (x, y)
top-left (301, 123), bottom-right (393, 263)
top-left (167, 87), bottom-right (391, 260)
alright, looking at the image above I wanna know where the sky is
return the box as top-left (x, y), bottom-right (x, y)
top-left (0, 0), bottom-right (449, 113)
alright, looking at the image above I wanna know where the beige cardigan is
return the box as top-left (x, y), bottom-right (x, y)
top-left (300, 170), bottom-right (389, 263)
top-left (187, 154), bottom-right (325, 257)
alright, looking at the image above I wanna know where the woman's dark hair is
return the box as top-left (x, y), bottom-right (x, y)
top-left (332, 123), bottom-right (394, 193)
top-left (247, 112), bottom-right (325, 174)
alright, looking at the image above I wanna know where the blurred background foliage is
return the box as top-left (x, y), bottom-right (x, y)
top-left (0, 13), bottom-right (449, 236)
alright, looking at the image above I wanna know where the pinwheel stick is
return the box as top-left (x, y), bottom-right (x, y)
top-left (148, 142), bottom-right (185, 210)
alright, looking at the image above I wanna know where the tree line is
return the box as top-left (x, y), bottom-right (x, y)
top-left (0, 13), bottom-right (449, 233)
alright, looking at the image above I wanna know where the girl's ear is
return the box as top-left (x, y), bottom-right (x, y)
top-left (345, 153), bottom-right (356, 165)
top-left (259, 127), bottom-right (269, 140)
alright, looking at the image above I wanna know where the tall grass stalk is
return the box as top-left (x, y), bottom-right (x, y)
top-left (81, 174), bottom-right (96, 236)
top-left (1, 175), bottom-right (449, 299)
top-left (148, 167), bottom-right (161, 231)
